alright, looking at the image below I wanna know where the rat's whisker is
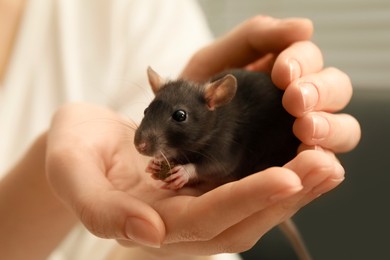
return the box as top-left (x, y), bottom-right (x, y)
top-left (159, 151), bottom-right (172, 170)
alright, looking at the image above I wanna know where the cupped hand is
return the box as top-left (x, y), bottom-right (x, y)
top-left (182, 15), bottom-right (360, 154)
top-left (46, 16), bottom-right (361, 256)
top-left (46, 103), bottom-right (343, 255)
top-left (172, 15), bottom-right (360, 254)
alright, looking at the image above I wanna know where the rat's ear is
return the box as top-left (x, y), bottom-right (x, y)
top-left (204, 74), bottom-right (237, 110)
top-left (147, 66), bottom-right (166, 94)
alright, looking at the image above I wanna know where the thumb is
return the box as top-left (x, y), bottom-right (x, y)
top-left (77, 190), bottom-right (165, 248)
top-left (46, 148), bottom-right (165, 248)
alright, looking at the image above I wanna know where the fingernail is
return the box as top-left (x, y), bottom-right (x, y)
top-left (269, 185), bottom-right (303, 202)
top-left (311, 115), bottom-right (330, 141)
top-left (311, 162), bottom-right (345, 194)
top-left (288, 59), bottom-right (301, 82)
top-left (299, 82), bottom-right (318, 112)
top-left (125, 217), bottom-right (161, 248)
top-left (312, 177), bottom-right (345, 195)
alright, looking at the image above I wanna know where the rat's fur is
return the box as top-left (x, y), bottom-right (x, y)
top-left (134, 69), bottom-right (299, 187)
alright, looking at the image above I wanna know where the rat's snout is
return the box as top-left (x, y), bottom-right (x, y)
top-left (136, 142), bottom-right (148, 153)
top-left (134, 132), bottom-right (150, 155)
top-left (134, 128), bottom-right (160, 156)
top-left (134, 138), bottom-right (154, 156)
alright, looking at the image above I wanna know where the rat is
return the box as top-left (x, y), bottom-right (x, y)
top-left (134, 67), bottom-right (300, 189)
top-left (134, 67), bottom-right (313, 260)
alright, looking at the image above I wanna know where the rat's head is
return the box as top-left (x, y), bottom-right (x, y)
top-left (134, 67), bottom-right (237, 160)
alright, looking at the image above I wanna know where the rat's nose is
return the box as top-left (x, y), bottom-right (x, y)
top-left (137, 142), bottom-right (147, 153)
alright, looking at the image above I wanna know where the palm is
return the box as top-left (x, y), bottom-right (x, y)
top-left (96, 112), bottom-right (203, 197)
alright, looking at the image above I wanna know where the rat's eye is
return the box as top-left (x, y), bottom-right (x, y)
top-left (172, 110), bottom-right (187, 122)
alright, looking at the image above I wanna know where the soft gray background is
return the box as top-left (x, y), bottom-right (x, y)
top-left (199, 0), bottom-right (390, 89)
top-left (198, 1), bottom-right (390, 260)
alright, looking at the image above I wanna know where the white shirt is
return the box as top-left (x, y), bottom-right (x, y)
top-left (0, 0), bottom-right (242, 259)
top-left (0, 0), bottom-right (213, 174)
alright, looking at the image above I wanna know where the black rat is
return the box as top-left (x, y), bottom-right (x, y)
top-left (134, 67), bottom-right (300, 189)
top-left (134, 67), bottom-right (311, 260)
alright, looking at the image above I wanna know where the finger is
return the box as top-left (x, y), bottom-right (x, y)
top-left (297, 144), bottom-right (339, 162)
top-left (283, 67), bottom-right (353, 117)
top-left (163, 151), bottom-right (344, 255)
top-left (272, 41), bottom-right (324, 89)
top-left (293, 112), bottom-right (361, 153)
top-left (164, 170), bottom-right (181, 183)
top-left (283, 150), bottom-right (345, 201)
top-left (245, 53), bottom-right (276, 73)
top-left (116, 239), bottom-right (139, 248)
top-left (80, 190), bottom-right (164, 248)
top-left (181, 16), bottom-right (313, 82)
top-left (47, 104), bottom-right (165, 246)
top-left (164, 174), bottom-right (177, 183)
top-left (215, 151), bottom-right (345, 252)
top-left (46, 138), bottom-right (165, 247)
top-left (146, 163), bottom-right (160, 173)
top-left (157, 167), bottom-right (303, 245)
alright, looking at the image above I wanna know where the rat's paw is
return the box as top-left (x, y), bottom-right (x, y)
top-left (162, 164), bottom-right (197, 190)
top-left (147, 159), bottom-right (177, 180)
top-left (162, 166), bottom-right (190, 190)
top-left (145, 159), bottom-right (161, 176)
top-left (146, 159), bottom-right (161, 173)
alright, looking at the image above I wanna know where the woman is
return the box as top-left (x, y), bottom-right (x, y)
top-left (0, 0), bottom-right (360, 259)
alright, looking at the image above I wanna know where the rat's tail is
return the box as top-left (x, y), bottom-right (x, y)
top-left (279, 218), bottom-right (313, 260)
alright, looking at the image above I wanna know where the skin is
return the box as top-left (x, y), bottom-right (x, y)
top-left (0, 132), bottom-right (77, 260)
top-left (0, 16), bottom-right (360, 260)
top-left (0, 0), bottom-right (26, 81)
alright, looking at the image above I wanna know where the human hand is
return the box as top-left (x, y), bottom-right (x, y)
top-left (175, 15), bottom-right (361, 253)
top-left (182, 16), bottom-right (360, 153)
top-left (45, 103), bottom-right (344, 256)
top-left (181, 16), bottom-right (313, 81)
top-left (271, 41), bottom-right (360, 153)
top-left (46, 16), bottom-right (361, 256)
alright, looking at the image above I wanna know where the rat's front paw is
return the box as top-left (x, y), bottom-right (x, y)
top-left (145, 159), bottom-right (160, 174)
top-left (146, 159), bottom-right (176, 180)
top-left (162, 164), bottom-right (197, 190)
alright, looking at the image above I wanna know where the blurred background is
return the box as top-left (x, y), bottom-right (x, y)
top-left (198, 0), bottom-right (390, 259)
